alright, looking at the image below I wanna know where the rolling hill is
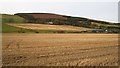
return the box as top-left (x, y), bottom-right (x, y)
top-left (2, 14), bottom-right (26, 23)
top-left (1, 13), bottom-right (120, 33)
top-left (15, 13), bottom-right (119, 27)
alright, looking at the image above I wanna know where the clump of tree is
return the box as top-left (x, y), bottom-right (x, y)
top-left (15, 13), bottom-right (35, 22)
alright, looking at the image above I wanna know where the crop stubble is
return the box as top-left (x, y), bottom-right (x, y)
top-left (7, 23), bottom-right (91, 31)
top-left (2, 33), bottom-right (118, 66)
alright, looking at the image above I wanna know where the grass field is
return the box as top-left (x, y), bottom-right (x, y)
top-left (2, 33), bottom-right (118, 66)
top-left (2, 23), bottom-right (34, 33)
top-left (2, 14), bottom-right (26, 23)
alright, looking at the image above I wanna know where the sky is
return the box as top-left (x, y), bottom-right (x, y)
top-left (0, 0), bottom-right (119, 23)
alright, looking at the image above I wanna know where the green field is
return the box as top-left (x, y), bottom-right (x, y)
top-left (2, 14), bottom-right (26, 23)
top-left (2, 23), bottom-right (32, 33)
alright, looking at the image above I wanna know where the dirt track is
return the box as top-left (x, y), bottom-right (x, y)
top-left (2, 33), bottom-right (118, 66)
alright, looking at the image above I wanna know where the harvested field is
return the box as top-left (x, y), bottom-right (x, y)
top-left (7, 23), bottom-right (91, 31)
top-left (2, 33), bottom-right (118, 66)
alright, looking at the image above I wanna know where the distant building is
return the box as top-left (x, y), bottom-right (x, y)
top-left (47, 22), bottom-right (53, 25)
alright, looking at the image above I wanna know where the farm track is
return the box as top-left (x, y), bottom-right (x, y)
top-left (2, 33), bottom-right (118, 66)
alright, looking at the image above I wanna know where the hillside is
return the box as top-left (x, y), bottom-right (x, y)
top-left (1, 13), bottom-right (120, 33)
top-left (15, 13), bottom-right (117, 24)
top-left (15, 13), bottom-right (119, 33)
top-left (2, 14), bottom-right (26, 23)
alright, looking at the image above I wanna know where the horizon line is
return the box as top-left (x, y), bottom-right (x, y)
top-left (0, 12), bottom-right (118, 23)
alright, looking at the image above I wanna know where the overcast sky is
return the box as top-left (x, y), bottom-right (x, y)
top-left (0, 0), bottom-right (119, 23)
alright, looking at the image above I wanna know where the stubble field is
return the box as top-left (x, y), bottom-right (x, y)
top-left (2, 33), bottom-right (118, 66)
top-left (7, 23), bottom-right (91, 31)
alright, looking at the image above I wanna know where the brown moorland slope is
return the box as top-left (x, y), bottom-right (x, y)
top-left (29, 13), bottom-right (67, 19)
top-left (15, 13), bottom-right (67, 20)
